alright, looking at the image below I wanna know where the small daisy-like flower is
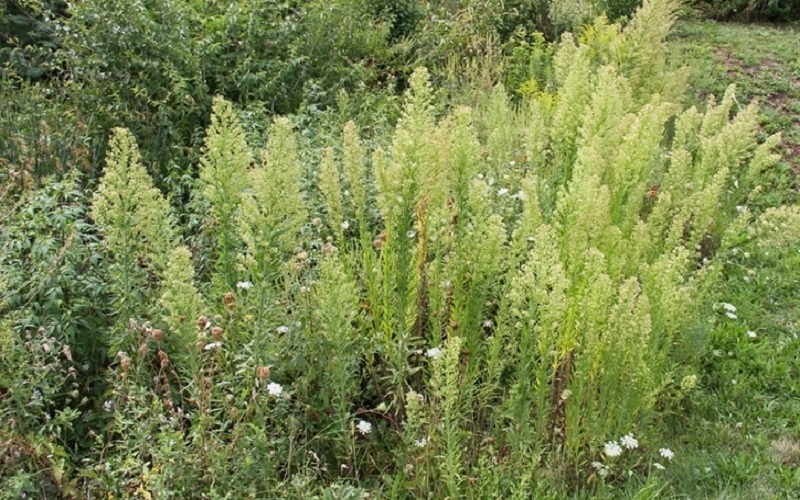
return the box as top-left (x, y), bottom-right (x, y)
top-left (236, 281), bottom-right (254, 290)
top-left (659, 448), bottom-right (675, 461)
top-left (341, 220), bottom-right (350, 230)
top-left (203, 341), bottom-right (223, 351)
top-left (747, 330), bottom-right (757, 338)
top-left (498, 188), bottom-right (509, 196)
top-left (414, 437), bottom-right (427, 448)
top-left (356, 420), bottom-right (372, 435)
top-left (604, 441), bottom-right (623, 458)
top-left (267, 382), bottom-right (283, 397)
top-left (276, 326), bottom-right (290, 334)
top-left (653, 462), bottom-right (666, 470)
top-left (425, 347), bottom-right (442, 359)
top-left (620, 434), bottom-right (639, 450)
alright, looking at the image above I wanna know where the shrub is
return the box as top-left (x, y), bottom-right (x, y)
top-left (688, 0), bottom-right (800, 20)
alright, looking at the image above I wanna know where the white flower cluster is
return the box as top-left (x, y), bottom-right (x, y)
top-left (204, 341), bottom-right (223, 351)
top-left (596, 434), bottom-right (675, 477)
top-left (721, 302), bottom-right (737, 319)
top-left (267, 382), bottom-right (283, 397)
top-left (425, 347), bottom-right (442, 360)
top-left (659, 448), bottom-right (675, 461)
top-left (236, 281), bottom-right (254, 290)
top-left (620, 434), bottom-right (639, 450)
top-left (356, 419), bottom-right (372, 435)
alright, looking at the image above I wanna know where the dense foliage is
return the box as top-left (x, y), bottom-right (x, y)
top-left (2, 0), bottom-right (800, 498)
top-left (689, 0), bottom-right (800, 20)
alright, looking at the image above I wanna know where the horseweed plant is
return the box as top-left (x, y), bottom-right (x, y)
top-left (3, 0), bottom-right (796, 496)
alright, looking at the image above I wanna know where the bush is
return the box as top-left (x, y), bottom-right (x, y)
top-left (688, 0), bottom-right (800, 20)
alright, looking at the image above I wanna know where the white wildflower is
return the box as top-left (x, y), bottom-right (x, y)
top-left (236, 281), bottom-right (254, 290)
top-left (722, 303), bottom-right (737, 313)
top-left (414, 437), bottom-right (427, 448)
top-left (598, 467), bottom-right (609, 478)
top-left (659, 448), bottom-right (675, 461)
top-left (276, 326), bottom-right (290, 334)
top-left (356, 420), bottom-right (372, 435)
top-left (103, 400), bottom-right (114, 412)
top-left (591, 461), bottom-right (605, 470)
top-left (267, 382), bottom-right (283, 397)
top-left (653, 462), bottom-right (666, 470)
top-left (498, 188), bottom-right (509, 196)
top-left (407, 230), bottom-right (416, 239)
top-left (425, 347), bottom-right (442, 360)
top-left (203, 341), bottom-right (223, 351)
top-left (747, 330), bottom-right (757, 338)
top-left (726, 312), bottom-right (738, 319)
top-left (620, 434), bottom-right (639, 450)
top-left (483, 319), bottom-right (494, 328)
top-left (604, 441), bottom-right (623, 457)
top-left (341, 220), bottom-right (350, 230)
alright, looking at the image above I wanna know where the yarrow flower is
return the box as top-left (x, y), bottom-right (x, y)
top-left (267, 382), bottom-right (283, 397)
top-left (604, 441), bottom-right (623, 458)
top-left (659, 448), bottom-right (675, 461)
top-left (747, 330), bottom-right (757, 338)
top-left (620, 434), bottom-right (639, 450)
top-left (276, 326), bottom-right (290, 334)
top-left (341, 220), bottom-right (350, 230)
top-left (482, 319), bottom-right (494, 328)
top-left (653, 462), bottom-right (666, 470)
top-left (356, 420), bottom-right (372, 435)
top-left (425, 347), bottom-right (442, 360)
top-left (236, 281), bottom-right (254, 290)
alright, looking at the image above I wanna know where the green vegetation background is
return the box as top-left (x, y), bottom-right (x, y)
top-left (1, 0), bottom-right (799, 498)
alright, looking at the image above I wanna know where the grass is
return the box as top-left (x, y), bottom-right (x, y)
top-left (650, 18), bottom-right (800, 499)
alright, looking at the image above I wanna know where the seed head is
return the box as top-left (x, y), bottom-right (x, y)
top-left (224, 292), bottom-right (235, 310)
